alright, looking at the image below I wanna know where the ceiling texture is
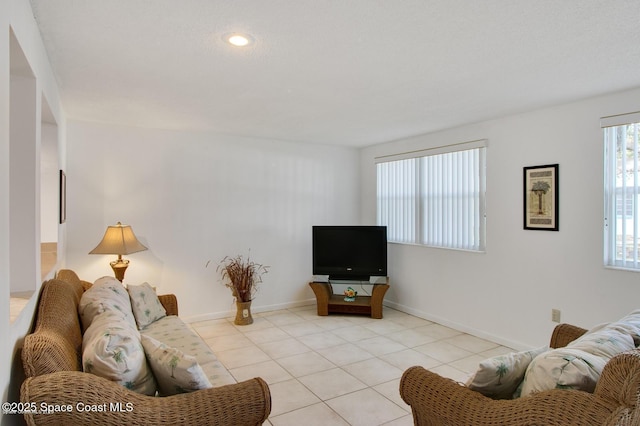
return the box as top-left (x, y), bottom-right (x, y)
top-left (29, 0), bottom-right (640, 147)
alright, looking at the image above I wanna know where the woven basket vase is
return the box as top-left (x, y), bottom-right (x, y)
top-left (235, 300), bottom-right (253, 325)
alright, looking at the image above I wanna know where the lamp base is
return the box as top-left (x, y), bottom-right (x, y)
top-left (110, 259), bottom-right (130, 282)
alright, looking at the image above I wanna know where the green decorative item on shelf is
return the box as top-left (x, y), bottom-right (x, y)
top-left (344, 286), bottom-right (357, 302)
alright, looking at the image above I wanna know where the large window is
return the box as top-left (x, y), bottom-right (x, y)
top-left (603, 112), bottom-right (640, 270)
top-left (376, 140), bottom-right (487, 251)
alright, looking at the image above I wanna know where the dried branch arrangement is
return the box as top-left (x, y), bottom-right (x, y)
top-left (217, 254), bottom-right (269, 303)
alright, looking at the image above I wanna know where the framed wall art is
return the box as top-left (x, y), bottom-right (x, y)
top-left (523, 164), bottom-right (558, 231)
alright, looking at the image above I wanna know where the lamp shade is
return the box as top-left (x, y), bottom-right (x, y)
top-left (89, 222), bottom-right (147, 255)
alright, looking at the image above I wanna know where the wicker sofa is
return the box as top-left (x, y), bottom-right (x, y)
top-left (400, 323), bottom-right (640, 425)
top-left (20, 269), bottom-right (271, 425)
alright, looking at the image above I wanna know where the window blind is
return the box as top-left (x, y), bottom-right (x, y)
top-left (603, 112), bottom-right (640, 269)
top-left (376, 140), bottom-right (486, 251)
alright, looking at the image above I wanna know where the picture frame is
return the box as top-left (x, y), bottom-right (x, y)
top-left (523, 164), bottom-right (558, 231)
top-left (59, 170), bottom-right (66, 224)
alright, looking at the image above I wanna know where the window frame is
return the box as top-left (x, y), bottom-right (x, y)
top-left (602, 111), bottom-right (640, 271)
top-left (376, 139), bottom-right (487, 252)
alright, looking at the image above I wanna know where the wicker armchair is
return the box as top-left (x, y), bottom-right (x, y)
top-left (399, 324), bottom-right (640, 425)
top-left (20, 270), bottom-right (271, 425)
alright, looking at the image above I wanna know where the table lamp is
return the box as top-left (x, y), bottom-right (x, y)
top-left (89, 222), bottom-right (147, 282)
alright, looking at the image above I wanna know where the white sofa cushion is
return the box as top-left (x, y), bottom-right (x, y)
top-left (141, 315), bottom-right (236, 387)
top-left (466, 346), bottom-right (547, 399)
top-left (127, 282), bottom-right (166, 329)
top-left (82, 313), bottom-right (156, 395)
top-left (141, 335), bottom-right (212, 396)
top-left (521, 316), bottom-right (637, 397)
top-left (79, 276), bottom-right (137, 331)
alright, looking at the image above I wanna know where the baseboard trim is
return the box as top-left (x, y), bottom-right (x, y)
top-left (383, 300), bottom-right (531, 351)
top-left (182, 298), bottom-right (317, 324)
top-left (183, 298), bottom-right (530, 351)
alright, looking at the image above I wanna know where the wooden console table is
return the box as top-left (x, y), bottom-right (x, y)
top-left (308, 279), bottom-right (390, 319)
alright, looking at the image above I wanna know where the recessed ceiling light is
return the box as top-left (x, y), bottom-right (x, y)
top-left (226, 33), bottom-right (253, 47)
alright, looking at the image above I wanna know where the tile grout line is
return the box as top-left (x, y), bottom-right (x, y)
top-left (192, 306), bottom-right (514, 425)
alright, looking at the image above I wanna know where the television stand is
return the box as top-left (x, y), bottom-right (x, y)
top-left (308, 279), bottom-right (390, 319)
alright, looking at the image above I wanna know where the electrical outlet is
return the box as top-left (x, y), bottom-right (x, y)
top-left (551, 309), bottom-right (561, 323)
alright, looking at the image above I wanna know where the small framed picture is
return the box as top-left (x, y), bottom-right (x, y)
top-left (523, 164), bottom-right (558, 231)
top-left (59, 170), bottom-right (66, 224)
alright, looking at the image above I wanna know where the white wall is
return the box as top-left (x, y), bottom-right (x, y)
top-left (40, 123), bottom-right (59, 243)
top-left (1, 1), bottom-right (66, 425)
top-left (361, 87), bottom-right (640, 350)
top-left (65, 121), bottom-right (360, 320)
top-left (0, 5), bottom-right (10, 423)
top-left (9, 74), bottom-right (39, 293)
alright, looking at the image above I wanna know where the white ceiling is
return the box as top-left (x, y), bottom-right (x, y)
top-left (29, 0), bottom-right (640, 147)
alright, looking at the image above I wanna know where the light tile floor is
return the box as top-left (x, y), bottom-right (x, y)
top-left (10, 291), bottom-right (34, 323)
top-left (190, 305), bottom-right (515, 426)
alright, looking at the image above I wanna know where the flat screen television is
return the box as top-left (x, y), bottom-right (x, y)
top-left (312, 226), bottom-right (387, 281)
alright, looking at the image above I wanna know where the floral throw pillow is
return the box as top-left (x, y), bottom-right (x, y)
top-left (466, 346), bottom-right (548, 399)
top-left (82, 316), bottom-right (157, 395)
top-left (79, 276), bottom-right (137, 331)
top-left (141, 335), bottom-right (212, 396)
top-left (127, 282), bottom-right (166, 329)
top-left (520, 326), bottom-right (635, 397)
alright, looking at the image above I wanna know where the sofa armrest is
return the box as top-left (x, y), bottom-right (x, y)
top-left (157, 294), bottom-right (178, 316)
top-left (399, 366), bottom-right (618, 426)
top-left (21, 371), bottom-right (270, 426)
top-left (549, 323), bottom-right (588, 349)
top-left (595, 349), bottom-right (640, 408)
